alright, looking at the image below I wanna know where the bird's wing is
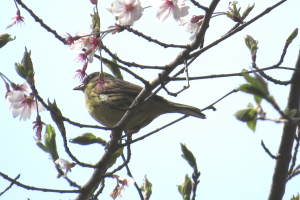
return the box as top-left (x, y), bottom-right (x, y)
top-left (103, 78), bottom-right (143, 95)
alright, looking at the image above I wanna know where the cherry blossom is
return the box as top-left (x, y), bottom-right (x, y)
top-left (55, 158), bottom-right (76, 177)
top-left (74, 62), bottom-right (88, 82)
top-left (6, 91), bottom-right (45, 121)
top-left (111, 0), bottom-right (143, 25)
top-left (90, 0), bottom-right (98, 5)
top-left (118, 177), bottom-right (135, 197)
top-left (7, 9), bottom-right (25, 29)
top-left (32, 116), bottom-right (46, 141)
top-left (70, 32), bottom-right (90, 51)
top-left (109, 187), bottom-right (119, 200)
top-left (150, 0), bottom-right (189, 22)
top-left (179, 16), bottom-right (203, 40)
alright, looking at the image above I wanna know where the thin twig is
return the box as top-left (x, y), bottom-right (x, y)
top-left (15, 0), bottom-right (66, 44)
top-left (102, 44), bottom-right (167, 70)
top-left (191, 171), bottom-right (201, 200)
top-left (286, 170), bottom-right (300, 182)
top-left (261, 140), bottom-right (278, 159)
top-left (124, 26), bottom-right (189, 49)
top-left (288, 127), bottom-right (300, 175)
top-left (120, 154), bottom-right (144, 200)
top-left (190, 0), bottom-right (208, 11)
top-left (168, 66), bottom-right (296, 82)
top-left (201, 89), bottom-right (238, 112)
top-left (0, 171), bottom-right (80, 193)
top-left (103, 138), bottom-right (132, 177)
top-left (0, 174), bottom-right (20, 196)
top-left (100, 56), bottom-right (150, 87)
top-left (251, 40), bottom-right (293, 85)
top-left (92, 179), bottom-right (105, 199)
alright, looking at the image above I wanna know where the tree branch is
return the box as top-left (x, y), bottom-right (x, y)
top-left (268, 49), bottom-right (300, 200)
top-left (0, 171), bottom-right (80, 193)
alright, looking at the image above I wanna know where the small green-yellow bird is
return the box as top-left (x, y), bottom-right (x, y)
top-left (74, 72), bottom-right (205, 134)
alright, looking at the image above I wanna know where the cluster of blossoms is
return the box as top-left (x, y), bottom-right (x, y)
top-left (4, 81), bottom-right (46, 140)
top-left (110, 0), bottom-right (204, 40)
top-left (6, 81), bottom-right (45, 121)
top-left (109, 176), bottom-right (135, 199)
top-left (65, 32), bottom-right (101, 81)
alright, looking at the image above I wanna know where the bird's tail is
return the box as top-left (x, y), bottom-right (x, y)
top-left (153, 96), bottom-right (206, 119)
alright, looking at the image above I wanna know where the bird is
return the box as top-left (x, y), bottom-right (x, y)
top-left (74, 72), bottom-right (205, 134)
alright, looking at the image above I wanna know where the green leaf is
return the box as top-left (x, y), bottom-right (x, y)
top-left (242, 3), bottom-right (255, 20)
top-left (234, 107), bottom-right (257, 122)
top-left (247, 118), bottom-right (257, 132)
top-left (0, 34), bottom-right (15, 48)
top-left (291, 193), bottom-right (299, 200)
top-left (254, 95), bottom-right (262, 104)
top-left (48, 99), bottom-right (65, 134)
top-left (244, 35), bottom-right (258, 54)
top-left (102, 56), bottom-right (123, 80)
top-left (180, 143), bottom-right (197, 171)
top-left (21, 47), bottom-right (33, 72)
top-left (14, 63), bottom-right (26, 79)
top-left (140, 176), bottom-right (152, 200)
top-left (242, 72), bottom-right (268, 96)
top-left (91, 11), bottom-right (100, 30)
top-left (36, 141), bottom-right (49, 153)
top-left (44, 124), bottom-right (59, 160)
top-left (238, 84), bottom-right (267, 98)
top-left (178, 174), bottom-right (192, 200)
top-left (107, 147), bottom-right (124, 168)
top-left (69, 133), bottom-right (106, 145)
top-left (284, 108), bottom-right (298, 118)
top-left (286, 28), bottom-right (298, 45)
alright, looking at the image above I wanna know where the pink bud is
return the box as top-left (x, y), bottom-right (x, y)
top-left (90, 0), bottom-right (97, 5)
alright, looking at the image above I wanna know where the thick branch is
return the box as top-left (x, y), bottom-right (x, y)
top-left (268, 49), bottom-right (300, 200)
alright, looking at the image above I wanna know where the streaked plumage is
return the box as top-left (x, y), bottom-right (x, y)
top-left (74, 72), bottom-right (205, 133)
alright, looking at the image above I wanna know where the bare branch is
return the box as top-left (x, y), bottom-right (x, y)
top-left (261, 140), bottom-right (278, 159)
top-left (120, 154), bottom-right (144, 200)
top-left (0, 171), bottom-right (80, 193)
top-left (0, 174), bottom-right (20, 197)
top-left (190, 0), bottom-right (209, 11)
top-left (101, 44), bottom-right (167, 69)
top-left (124, 26), bottom-right (190, 49)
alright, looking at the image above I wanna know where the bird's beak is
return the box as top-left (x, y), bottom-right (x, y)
top-left (73, 84), bottom-right (85, 91)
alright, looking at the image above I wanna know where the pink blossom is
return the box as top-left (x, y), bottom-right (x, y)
top-left (75, 52), bottom-right (88, 64)
top-left (108, 23), bottom-right (125, 34)
top-left (118, 177), bottom-right (135, 197)
top-left (70, 32), bottom-right (90, 51)
top-left (96, 73), bottom-right (108, 92)
top-left (74, 62), bottom-right (88, 82)
top-left (150, 0), bottom-right (189, 22)
top-left (12, 81), bottom-right (31, 92)
top-left (7, 9), bottom-right (25, 29)
top-left (6, 91), bottom-right (45, 121)
top-left (111, 0), bottom-right (143, 25)
top-left (65, 33), bottom-right (81, 45)
top-left (179, 16), bottom-right (203, 40)
top-left (33, 116), bottom-right (46, 141)
top-left (109, 187), bottom-right (119, 200)
top-left (55, 158), bottom-right (76, 177)
top-left (90, 0), bottom-right (98, 4)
